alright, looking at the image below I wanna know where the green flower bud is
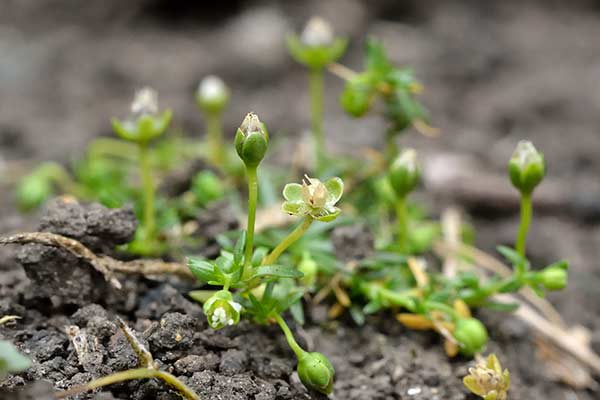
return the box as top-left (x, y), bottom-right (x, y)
top-left (297, 351), bottom-right (335, 395)
top-left (508, 140), bottom-right (545, 195)
top-left (196, 75), bottom-right (230, 113)
top-left (340, 74), bottom-right (374, 117)
top-left (203, 290), bottom-right (242, 330)
top-left (234, 112), bottom-right (269, 168)
top-left (538, 265), bottom-right (568, 291)
top-left (111, 87), bottom-right (172, 144)
top-left (388, 148), bottom-right (420, 198)
top-left (453, 318), bottom-right (488, 356)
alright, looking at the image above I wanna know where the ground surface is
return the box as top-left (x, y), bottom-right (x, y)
top-left (1, 0), bottom-right (600, 399)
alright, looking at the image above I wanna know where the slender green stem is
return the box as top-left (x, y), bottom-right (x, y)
top-left (243, 166), bottom-right (259, 275)
top-left (515, 192), bottom-right (532, 257)
top-left (395, 196), bottom-right (409, 253)
top-left (54, 368), bottom-right (200, 400)
top-left (206, 111), bottom-right (224, 166)
top-left (263, 217), bottom-right (313, 266)
top-left (309, 67), bottom-right (325, 170)
top-left (425, 301), bottom-right (461, 321)
top-left (274, 313), bottom-right (306, 359)
top-left (385, 129), bottom-right (398, 162)
top-left (138, 142), bottom-right (156, 240)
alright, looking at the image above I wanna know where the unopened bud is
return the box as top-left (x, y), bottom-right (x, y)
top-left (234, 112), bottom-right (268, 168)
top-left (538, 263), bottom-right (568, 291)
top-left (508, 140), bottom-right (545, 195)
top-left (388, 148), bottom-right (420, 198)
top-left (196, 75), bottom-right (230, 113)
top-left (131, 87), bottom-right (158, 116)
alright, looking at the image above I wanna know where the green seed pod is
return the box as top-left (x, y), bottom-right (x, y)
top-left (234, 112), bottom-right (269, 168)
top-left (297, 351), bottom-right (335, 395)
top-left (196, 75), bottom-right (230, 114)
top-left (453, 318), bottom-right (488, 356)
top-left (203, 290), bottom-right (242, 330)
top-left (388, 148), bottom-right (420, 198)
top-left (508, 140), bottom-right (545, 195)
top-left (538, 264), bottom-right (568, 291)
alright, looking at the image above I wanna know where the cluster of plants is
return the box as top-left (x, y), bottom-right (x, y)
top-left (3, 16), bottom-right (570, 399)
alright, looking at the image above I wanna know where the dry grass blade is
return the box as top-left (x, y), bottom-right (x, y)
top-left (434, 208), bottom-right (600, 384)
top-left (0, 232), bottom-right (194, 289)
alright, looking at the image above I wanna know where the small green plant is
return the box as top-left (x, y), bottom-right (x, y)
top-left (508, 140), bottom-right (545, 256)
top-left (196, 75), bottom-right (230, 166)
top-left (287, 17), bottom-right (347, 171)
top-left (463, 353), bottom-right (510, 400)
top-left (338, 38), bottom-right (433, 160)
top-left (111, 87), bottom-right (173, 255)
top-left (188, 112), bottom-right (342, 394)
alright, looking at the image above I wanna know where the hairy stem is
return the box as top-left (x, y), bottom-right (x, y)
top-left (243, 166), bottom-right (259, 275)
top-left (274, 313), bottom-right (306, 359)
top-left (310, 68), bottom-right (325, 171)
top-left (395, 196), bottom-right (409, 253)
top-left (55, 368), bottom-right (199, 400)
top-left (206, 111), bottom-right (224, 166)
top-left (138, 142), bottom-right (156, 241)
top-left (263, 217), bottom-right (313, 266)
top-left (515, 192), bottom-right (532, 257)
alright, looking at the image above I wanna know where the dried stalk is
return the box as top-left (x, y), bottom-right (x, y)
top-left (0, 232), bottom-right (193, 289)
top-left (55, 319), bottom-right (199, 400)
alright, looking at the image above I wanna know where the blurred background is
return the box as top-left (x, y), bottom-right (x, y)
top-left (1, 0), bottom-right (600, 327)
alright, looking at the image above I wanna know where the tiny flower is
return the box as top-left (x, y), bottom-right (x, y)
top-left (508, 140), bottom-right (545, 195)
top-left (234, 112), bottom-right (269, 168)
top-left (300, 17), bottom-right (334, 47)
top-left (203, 290), bottom-right (242, 330)
top-left (388, 148), bottom-right (420, 198)
top-left (297, 351), bottom-right (335, 395)
top-left (282, 175), bottom-right (343, 222)
top-left (111, 87), bottom-right (172, 143)
top-left (131, 87), bottom-right (158, 116)
top-left (196, 75), bottom-right (230, 113)
top-left (453, 317), bottom-right (488, 356)
top-left (463, 353), bottom-right (510, 400)
top-left (287, 17), bottom-right (347, 70)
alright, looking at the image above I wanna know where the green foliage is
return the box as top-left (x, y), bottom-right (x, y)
top-left (340, 38), bottom-right (429, 135)
top-left (0, 340), bottom-right (31, 379)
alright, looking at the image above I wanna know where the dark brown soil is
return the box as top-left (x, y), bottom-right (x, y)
top-left (1, 0), bottom-right (600, 399)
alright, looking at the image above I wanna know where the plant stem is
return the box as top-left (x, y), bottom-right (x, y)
top-left (515, 192), bottom-right (532, 257)
top-left (309, 67), bottom-right (325, 171)
top-left (138, 142), bottom-right (156, 241)
top-left (206, 111), bottom-right (224, 166)
top-left (385, 129), bottom-right (398, 162)
top-left (425, 301), bottom-right (461, 321)
top-left (243, 166), bottom-right (259, 275)
top-left (263, 217), bottom-right (313, 265)
top-left (54, 368), bottom-right (199, 400)
top-left (274, 313), bottom-right (306, 359)
top-left (395, 196), bottom-right (409, 253)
